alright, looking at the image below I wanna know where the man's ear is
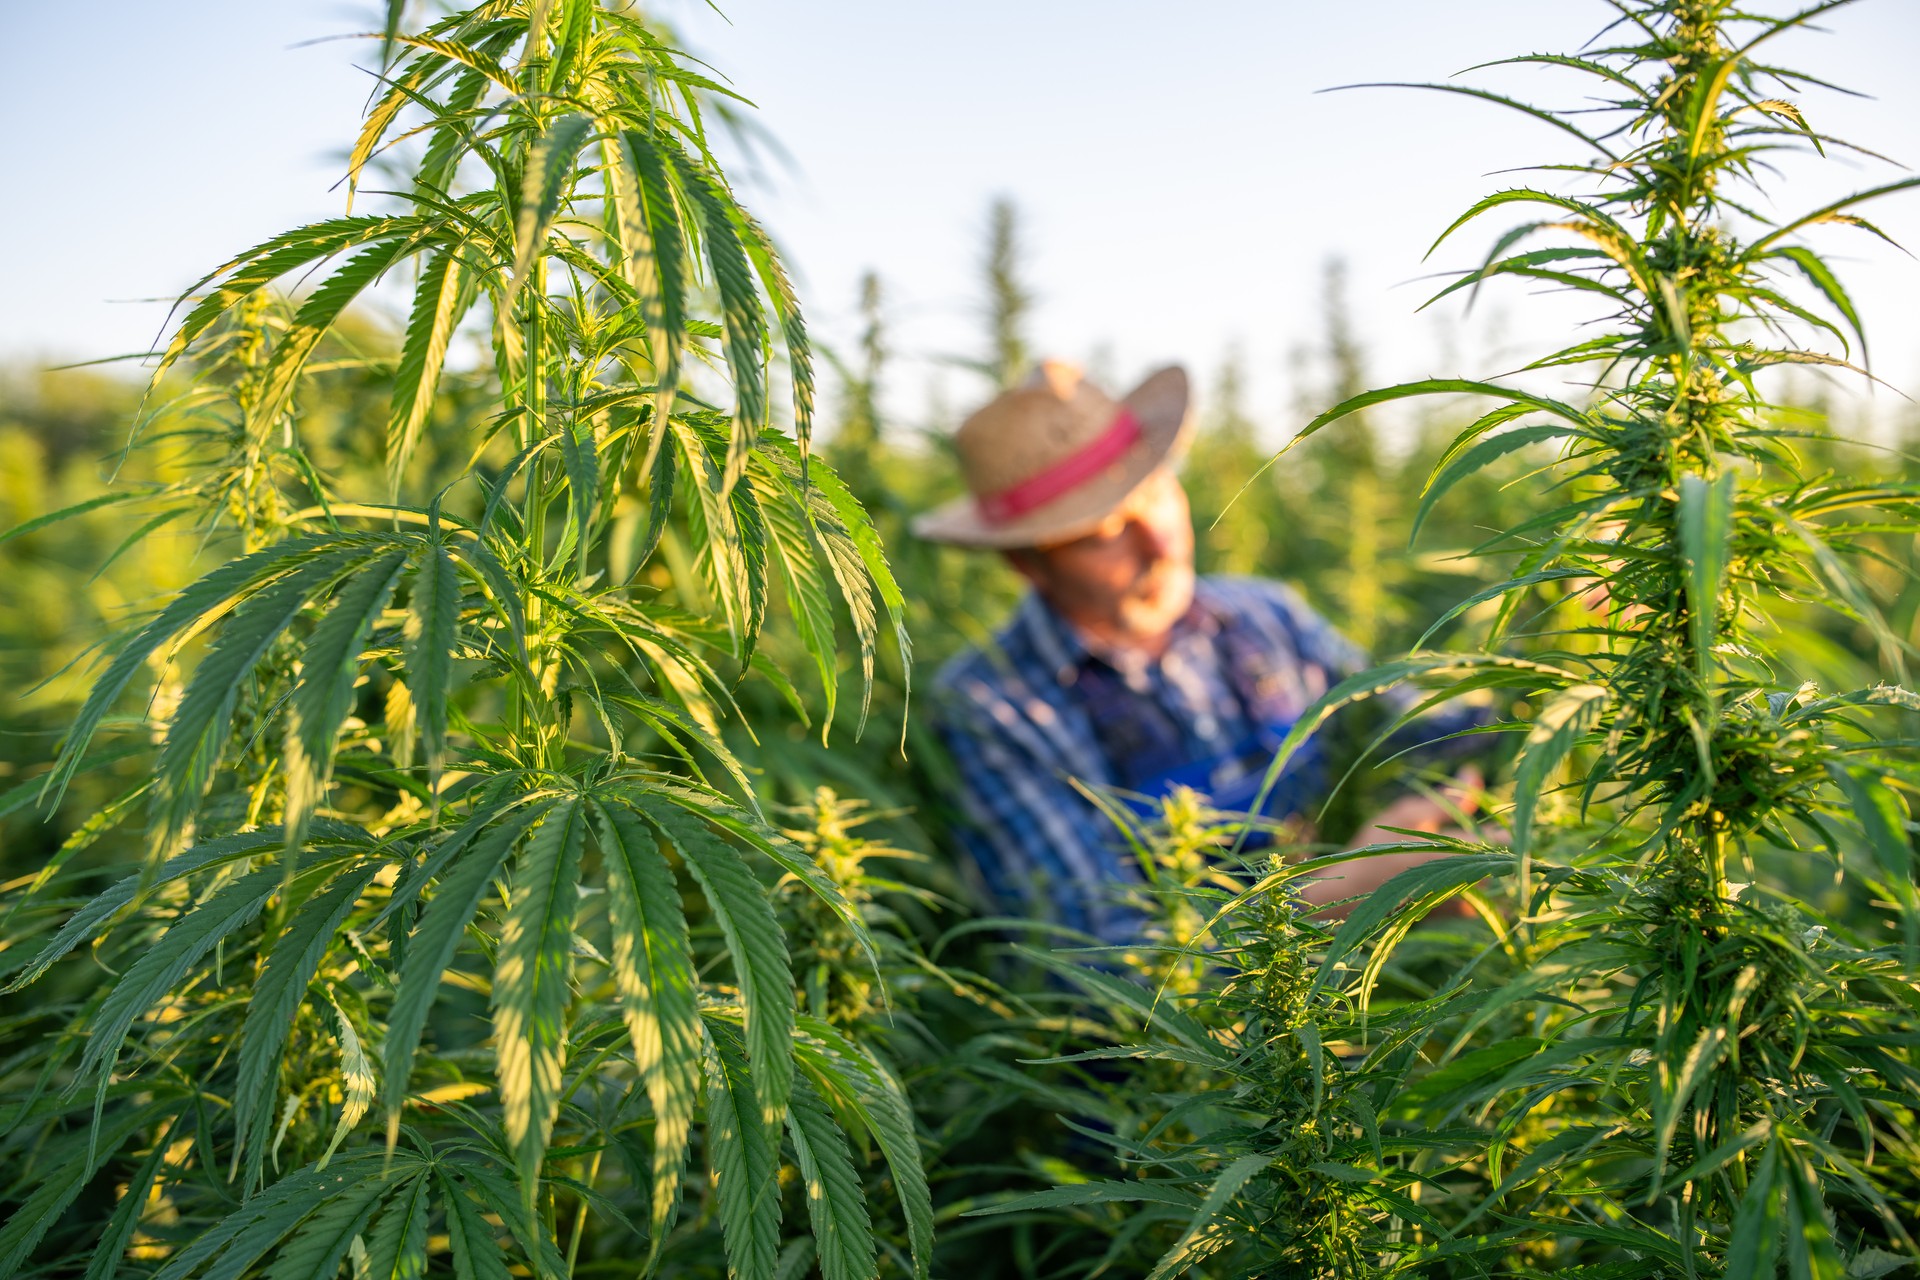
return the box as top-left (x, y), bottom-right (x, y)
top-left (1002, 547), bottom-right (1046, 588)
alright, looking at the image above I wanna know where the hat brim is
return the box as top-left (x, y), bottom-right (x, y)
top-left (910, 365), bottom-right (1194, 549)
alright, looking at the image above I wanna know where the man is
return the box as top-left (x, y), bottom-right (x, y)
top-left (915, 360), bottom-right (1478, 943)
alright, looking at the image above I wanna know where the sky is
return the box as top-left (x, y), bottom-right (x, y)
top-left (4, 1), bottom-right (1918, 444)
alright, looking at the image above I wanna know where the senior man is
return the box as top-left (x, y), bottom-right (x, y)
top-left (915, 360), bottom-right (1479, 943)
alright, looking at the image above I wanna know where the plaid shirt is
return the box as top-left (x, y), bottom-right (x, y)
top-left (933, 576), bottom-right (1386, 941)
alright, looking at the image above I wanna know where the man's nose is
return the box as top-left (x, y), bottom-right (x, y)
top-left (1129, 516), bottom-right (1174, 561)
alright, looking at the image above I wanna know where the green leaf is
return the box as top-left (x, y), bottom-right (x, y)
top-left (661, 791), bottom-right (872, 969)
top-left (1726, 1141), bottom-right (1786, 1279)
top-left (558, 417), bottom-right (602, 572)
top-left (635, 794), bottom-right (793, 1126)
top-left (261, 1169), bottom-right (395, 1280)
top-left (492, 798), bottom-right (586, 1209)
top-left (4, 828), bottom-right (296, 992)
top-left (1300, 378), bottom-right (1592, 446)
top-left (1826, 765), bottom-right (1920, 944)
top-left (252, 235), bottom-right (425, 435)
top-left (388, 248), bottom-right (471, 490)
top-left (147, 1151), bottom-right (393, 1280)
top-left (0, 491), bottom-right (152, 549)
top-left (157, 216), bottom-right (424, 376)
top-left (80, 1116), bottom-right (176, 1280)
top-left (0, 1101), bottom-right (175, 1277)
top-left (404, 533), bottom-right (462, 798)
top-left (785, 1072), bottom-right (877, 1280)
top-left (1678, 471), bottom-right (1735, 695)
top-left (593, 800), bottom-right (700, 1258)
top-left (963, 1181), bottom-right (1200, 1216)
top-left (669, 150), bottom-right (769, 482)
top-left (78, 866), bottom-right (285, 1090)
top-left (1770, 245), bottom-right (1867, 361)
top-left (1512, 684), bottom-right (1609, 854)
top-left (758, 435), bottom-right (910, 733)
top-left (1413, 421), bottom-right (1574, 545)
top-left (438, 1167), bottom-right (513, 1280)
top-left (1145, 1154), bottom-right (1270, 1280)
top-left (761, 475), bottom-right (840, 725)
top-left (794, 1022), bottom-right (931, 1280)
top-left (1250, 654), bottom-right (1575, 826)
top-left (735, 206), bottom-right (815, 453)
top-left (1317, 855), bottom-right (1515, 991)
top-left (507, 112), bottom-right (596, 308)
top-left (384, 803), bottom-right (548, 1127)
top-left (51, 534), bottom-right (355, 802)
top-left (616, 129), bottom-right (690, 432)
top-left (667, 412), bottom-right (764, 655)
top-left (361, 1171), bottom-right (432, 1280)
top-left (233, 865), bottom-right (382, 1190)
top-left (285, 550), bottom-right (411, 849)
top-left (151, 542), bottom-right (383, 845)
top-left (705, 1028), bottom-right (784, 1280)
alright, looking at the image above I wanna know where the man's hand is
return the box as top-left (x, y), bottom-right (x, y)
top-left (1296, 768), bottom-right (1488, 919)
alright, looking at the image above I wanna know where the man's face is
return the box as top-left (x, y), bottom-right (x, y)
top-left (1017, 468), bottom-right (1196, 646)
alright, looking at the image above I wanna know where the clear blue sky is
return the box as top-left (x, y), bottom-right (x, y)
top-left (4, 1), bottom-right (1917, 438)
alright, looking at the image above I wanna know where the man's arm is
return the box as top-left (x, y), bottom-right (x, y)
top-left (1295, 768), bottom-right (1487, 919)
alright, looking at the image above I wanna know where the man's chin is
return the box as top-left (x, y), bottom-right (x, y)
top-left (1120, 572), bottom-right (1195, 636)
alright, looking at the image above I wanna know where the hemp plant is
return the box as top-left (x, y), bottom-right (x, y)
top-left (1283, 0), bottom-right (1920, 1270)
top-left (0, 4), bottom-right (924, 1279)
top-left (967, 790), bottom-right (1474, 1278)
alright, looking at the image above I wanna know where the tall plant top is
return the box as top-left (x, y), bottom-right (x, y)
top-left (0, 3), bottom-right (924, 1279)
top-left (1261, 0), bottom-right (1920, 1270)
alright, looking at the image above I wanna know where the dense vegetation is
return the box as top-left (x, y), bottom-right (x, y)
top-left (3, 0), bottom-right (1917, 1276)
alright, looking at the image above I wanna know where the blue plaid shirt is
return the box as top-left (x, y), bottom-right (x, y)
top-left (933, 576), bottom-right (1394, 941)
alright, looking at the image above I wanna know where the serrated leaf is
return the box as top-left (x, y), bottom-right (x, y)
top-left (252, 236), bottom-right (425, 436)
top-left (0, 1101), bottom-right (175, 1277)
top-left (318, 995), bottom-right (376, 1169)
top-left (785, 1073), bottom-right (877, 1280)
top-left (1316, 855), bottom-right (1515, 993)
top-left (404, 535), bottom-right (461, 799)
top-left (156, 217), bottom-right (424, 377)
top-left (492, 797), bottom-right (586, 1209)
top-left (1145, 1154), bottom-right (1270, 1280)
top-left (666, 148), bottom-right (767, 483)
top-left (78, 866), bottom-right (285, 1090)
top-left (384, 803), bottom-right (548, 1127)
top-left (388, 248), bottom-right (471, 490)
top-left (148, 1152), bottom-right (393, 1280)
top-left (361, 1170), bottom-right (432, 1280)
top-left (593, 800), bottom-right (699, 1260)
top-left (793, 1028), bottom-right (931, 1280)
top-left (636, 796), bottom-right (793, 1126)
top-left (260, 1169), bottom-right (393, 1280)
top-left (439, 1167), bottom-right (513, 1280)
top-left (507, 112), bottom-right (595, 309)
top-left (616, 129), bottom-right (689, 436)
top-left (1512, 683), bottom-right (1609, 854)
top-left (1678, 471), bottom-right (1735, 696)
top-left (285, 550), bottom-right (410, 850)
top-left (5, 828), bottom-right (293, 993)
top-left (234, 865), bottom-right (382, 1190)
top-left (705, 1029), bottom-right (783, 1280)
top-left (49, 537), bottom-right (353, 805)
top-left (1414, 421), bottom-right (1573, 545)
top-left (143, 541), bottom-right (381, 846)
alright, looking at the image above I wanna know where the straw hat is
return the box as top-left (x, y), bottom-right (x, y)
top-left (911, 360), bottom-right (1193, 549)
